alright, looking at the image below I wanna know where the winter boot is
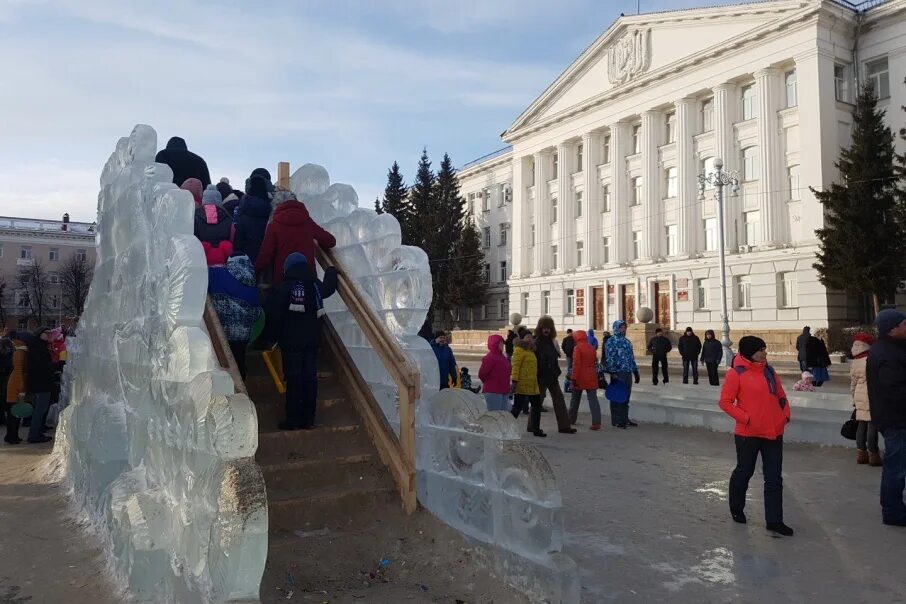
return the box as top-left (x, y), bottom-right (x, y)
top-left (869, 451), bottom-right (883, 467)
top-left (857, 449), bottom-right (869, 464)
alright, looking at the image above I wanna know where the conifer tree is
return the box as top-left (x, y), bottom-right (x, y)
top-left (448, 219), bottom-right (488, 323)
top-left (374, 197), bottom-right (383, 214)
top-left (434, 153), bottom-right (465, 243)
top-left (407, 150), bottom-right (435, 250)
top-left (814, 84), bottom-right (903, 314)
top-left (381, 161), bottom-right (409, 238)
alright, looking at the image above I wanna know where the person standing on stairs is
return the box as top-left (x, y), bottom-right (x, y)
top-left (267, 253), bottom-right (338, 431)
top-left (209, 254), bottom-right (262, 381)
top-left (255, 197), bottom-right (337, 288)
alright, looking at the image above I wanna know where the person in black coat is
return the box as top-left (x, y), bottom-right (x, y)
top-left (0, 332), bottom-right (12, 427)
top-left (795, 326), bottom-right (811, 372)
top-left (155, 137), bottom-right (212, 188)
top-left (647, 328), bottom-right (673, 385)
top-left (13, 328), bottom-right (54, 443)
top-left (700, 329), bottom-right (724, 386)
top-left (267, 253), bottom-right (338, 431)
top-left (233, 176), bottom-right (272, 263)
top-left (805, 335), bottom-right (832, 386)
top-left (677, 327), bottom-right (703, 385)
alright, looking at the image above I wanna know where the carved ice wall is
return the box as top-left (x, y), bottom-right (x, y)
top-left (292, 166), bottom-right (580, 603)
top-left (52, 125), bottom-right (267, 603)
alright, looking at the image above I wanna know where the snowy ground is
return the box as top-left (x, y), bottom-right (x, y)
top-left (531, 415), bottom-right (906, 603)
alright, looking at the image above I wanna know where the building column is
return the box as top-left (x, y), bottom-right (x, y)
top-left (713, 82), bottom-right (739, 249)
top-left (511, 155), bottom-right (528, 278)
top-left (582, 132), bottom-right (600, 268)
top-left (755, 67), bottom-right (786, 246)
top-left (557, 141), bottom-right (573, 271)
top-left (533, 150), bottom-right (550, 274)
top-left (641, 110), bottom-right (661, 260)
top-left (675, 97), bottom-right (698, 255)
top-left (610, 121), bottom-right (630, 264)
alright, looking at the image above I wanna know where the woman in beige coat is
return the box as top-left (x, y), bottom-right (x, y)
top-left (850, 334), bottom-right (881, 466)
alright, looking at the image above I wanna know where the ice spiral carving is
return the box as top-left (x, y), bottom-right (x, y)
top-left (293, 166), bottom-right (580, 603)
top-left (52, 125), bottom-right (267, 603)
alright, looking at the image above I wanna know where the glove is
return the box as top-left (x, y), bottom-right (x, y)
top-left (633, 370), bottom-right (640, 384)
top-left (510, 381), bottom-right (517, 395)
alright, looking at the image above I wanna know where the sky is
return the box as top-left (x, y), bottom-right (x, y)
top-left (0, 0), bottom-right (746, 222)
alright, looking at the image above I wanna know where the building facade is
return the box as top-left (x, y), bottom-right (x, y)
top-left (0, 214), bottom-right (97, 330)
top-left (458, 0), bottom-right (906, 341)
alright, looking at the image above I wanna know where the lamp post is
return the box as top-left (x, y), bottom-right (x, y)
top-left (698, 158), bottom-right (739, 367)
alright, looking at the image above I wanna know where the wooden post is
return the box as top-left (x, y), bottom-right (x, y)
top-left (277, 162), bottom-right (290, 189)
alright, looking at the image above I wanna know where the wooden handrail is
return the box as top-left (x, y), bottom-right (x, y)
top-left (203, 298), bottom-right (247, 395)
top-left (317, 246), bottom-right (419, 514)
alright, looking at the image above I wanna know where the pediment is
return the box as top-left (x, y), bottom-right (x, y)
top-left (505, 1), bottom-right (817, 138)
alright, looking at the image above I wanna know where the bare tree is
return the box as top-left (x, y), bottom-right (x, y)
top-left (60, 254), bottom-right (93, 319)
top-left (18, 260), bottom-right (51, 327)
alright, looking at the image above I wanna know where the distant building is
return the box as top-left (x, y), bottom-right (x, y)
top-left (0, 214), bottom-right (97, 330)
top-left (459, 0), bottom-right (906, 342)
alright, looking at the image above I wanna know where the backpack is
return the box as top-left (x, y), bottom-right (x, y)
top-left (288, 281), bottom-right (323, 314)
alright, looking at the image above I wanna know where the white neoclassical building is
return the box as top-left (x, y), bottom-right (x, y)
top-left (458, 0), bottom-right (906, 342)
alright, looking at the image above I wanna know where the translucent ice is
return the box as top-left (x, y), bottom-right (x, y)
top-left (52, 125), bottom-right (267, 604)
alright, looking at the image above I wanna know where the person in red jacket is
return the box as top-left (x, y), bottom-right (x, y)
top-left (719, 335), bottom-right (793, 536)
top-left (567, 330), bottom-right (602, 430)
top-left (254, 199), bottom-right (336, 286)
top-left (478, 334), bottom-right (511, 412)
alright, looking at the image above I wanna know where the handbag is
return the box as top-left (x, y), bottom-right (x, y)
top-left (840, 409), bottom-right (858, 441)
top-left (605, 377), bottom-right (629, 404)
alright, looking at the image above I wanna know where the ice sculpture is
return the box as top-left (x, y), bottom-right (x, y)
top-left (52, 125), bottom-right (267, 603)
top-left (292, 167), bottom-right (580, 603)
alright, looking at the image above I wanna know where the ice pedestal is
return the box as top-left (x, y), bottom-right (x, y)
top-left (293, 168), bottom-right (579, 603)
top-left (53, 125), bottom-right (267, 603)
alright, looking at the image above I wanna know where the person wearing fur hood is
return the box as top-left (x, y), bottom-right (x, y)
top-left (850, 333), bottom-right (880, 466)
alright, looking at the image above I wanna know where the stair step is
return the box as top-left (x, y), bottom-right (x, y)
top-left (267, 481), bottom-right (398, 533)
top-left (260, 453), bottom-right (380, 492)
top-left (255, 424), bottom-right (374, 466)
top-left (254, 397), bottom-right (360, 431)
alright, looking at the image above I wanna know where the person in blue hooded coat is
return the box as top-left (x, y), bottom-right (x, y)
top-left (604, 320), bottom-right (641, 428)
top-left (209, 254), bottom-right (261, 380)
top-left (267, 253), bottom-right (338, 430)
top-left (587, 329), bottom-right (600, 352)
top-left (233, 175), bottom-right (272, 262)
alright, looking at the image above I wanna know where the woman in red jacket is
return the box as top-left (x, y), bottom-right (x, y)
top-left (567, 330), bottom-right (602, 430)
top-left (719, 336), bottom-right (793, 536)
top-left (254, 199), bottom-right (336, 286)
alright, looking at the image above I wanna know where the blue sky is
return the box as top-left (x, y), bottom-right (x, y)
top-left (0, 0), bottom-right (745, 221)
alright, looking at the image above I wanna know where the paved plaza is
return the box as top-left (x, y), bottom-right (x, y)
top-left (532, 414), bottom-right (906, 603)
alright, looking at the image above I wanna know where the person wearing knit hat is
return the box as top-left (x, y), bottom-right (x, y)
top-left (867, 309), bottom-right (906, 527)
top-left (194, 184), bottom-right (234, 248)
top-left (180, 177), bottom-right (204, 208)
top-left (850, 333), bottom-right (880, 465)
top-left (719, 334), bottom-right (794, 536)
top-left (215, 179), bottom-right (233, 202)
top-left (266, 249), bottom-right (338, 431)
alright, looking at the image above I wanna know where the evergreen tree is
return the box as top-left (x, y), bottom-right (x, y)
top-left (374, 197), bottom-right (383, 214)
top-left (381, 161), bottom-right (410, 240)
top-left (814, 84), bottom-right (903, 314)
top-left (448, 219), bottom-right (488, 324)
top-left (434, 153), bottom-right (465, 243)
top-left (407, 149), bottom-right (435, 250)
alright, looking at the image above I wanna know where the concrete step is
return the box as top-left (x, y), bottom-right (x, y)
top-left (267, 480), bottom-right (398, 533)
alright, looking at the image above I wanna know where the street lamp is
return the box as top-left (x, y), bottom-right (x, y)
top-left (698, 158), bottom-right (739, 367)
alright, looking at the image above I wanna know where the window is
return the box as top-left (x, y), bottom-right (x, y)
top-left (576, 240), bottom-right (584, 266)
top-left (735, 276), bottom-right (752, 309)
top-left (867, 57), bottom-right (890, 99)
top-left (499, 297), bottom-right (507, 318)
top-left (701, 156), bottom-right (717, 188)
top-left (76, 249), bottom-right (87, 262)
top-left (542, 291), bottom-right (551, 315)
top-left (666, 225), bottom-right (678, 257)
top-left (602, 236), bottom-right (611, 263)
top-left (631, 176), bottom-right (643, 206)
top-left (499, 261), bottom-right (507, 283)
top-left (20, 246), bottom-right (32, 260)
top-left (499, 224), bottom-right (507, 246)
top-left (49, 248), bottom-right (60, 262)
top-left (565, 289), bottom-right (576, 315)
top-left (744, 211), bottom-right (761, 246)
top-left (665, 167), bottom-right (678, 198)
top-left (665, 112), bottom-right (676, 144)
top-left (787, 165), bottom-right (801, 201)
top-left (481, 305), bottom-right (489, 320)
top-left (632, 231), bottom-right (642, 260)
top-left (0, 244), bottom-right (3, 258)
top-left (702, 98), bottom-right (714, 132)
top-left (552, 245), bottom-right (559, 270)
top-left (694, 279), bottom-right (708, 310)
top-left (742, 84), bottom-right (758, 120)
top-left (704, 218), bottom-right (718, 252)
top-left (482, 189), bottom-right (491, 212)
top-left (602, 135), bottom-right (611, 163)
top-left (631, 124), bottom-right (642, 154)
top-left (576, 143), bottom-right (584, 169)
top-left (530, 223), bottom-right (536, 247)
top-left (742, 146), bottom-right (760, 181)
top-left (521, 292), bottom-right (529, 316)
top-left (576, 190), bottom-right (583, 218)
top-left (779, 272), bottom-right (798, 308)
top-left (601, 184), bottom-right (611, 212)
top-left (835, 64), bottom-right (850, 102)
top-left (483, 263), bottom-right (491, 283)
top-left (552, 152), bottom-right (559, 179)
top-left (551, 197), bottom-right (558, 223)
top-left (498, 184), bottom-right (507, 207)
top-left (48, 272), bottom-right (60, 285)
top-left (785, 70), bottom-right (798, 107)
top-left (483, 227), bottom-right (491, 248)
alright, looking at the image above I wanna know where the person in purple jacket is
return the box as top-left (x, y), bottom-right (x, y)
top-left (479, 334), bottom-right (511, 412)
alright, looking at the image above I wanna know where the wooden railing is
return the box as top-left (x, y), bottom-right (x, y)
top-left (203, 298), bottom-right (247, 395)
top-left (317, 246), bottom-right (419, 514)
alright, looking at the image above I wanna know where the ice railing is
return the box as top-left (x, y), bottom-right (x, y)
top-left (52, 125), bottom-right (267, 604)
top-left (290, 164), bottom-right (580, 603)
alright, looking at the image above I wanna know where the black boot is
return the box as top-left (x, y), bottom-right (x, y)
top-left (767, 522), bottom-right (794, 536)
top-left (731, 511), bottom-right (747, 524)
